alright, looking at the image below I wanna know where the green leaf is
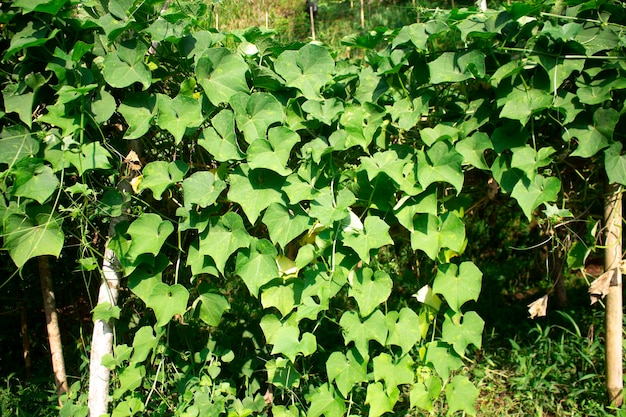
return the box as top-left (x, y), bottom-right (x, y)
top-left (410, 212), bottom-right (466, 260)
top-left (373, 353), bottom-right (414, 394)
top-left (306, 383), bottom-right (345, 417)
top-left (13, 0), bottom-right (68, 14)
top-left (0, 126), bottom-right (39, 165)
top-left (196, 48), bottom-right (249, 105)
top-left (432, 262), bottom-right (482, 313)
top-left (195, 282), bottom-right (230, 327)
top-left (420, 124), bottom-right (459, 147)
top-left (126, 255), bottom-right (168, 304)
top-left (247, 126), bottom-right (299, 176)
top-left (198, 109), bottom-right (245, 162)
top-left (65, 142), bottom-right (113, 175)
top-left (263, 203), bottom-right (313, 249)
top-left (2, 84), bottom-right (34, 128)
top-left (385, 307), bottom-right (421, 355)
top-left (266, 358), bottom-right (301, 388)
top-left (410, 375), bottom-right (442, 412)
top-left (3, 21), bottom-right (59, 61)
top-left (387, 95), bottom-right (431, 131)
top-left (424, 341), bottom-right (463, 380)
top-left (274, 44), bottom-right (335, 99)
top-left (118, 93), bottom-right (157, 140)
top-left (309, 188), bottom-right (355, 227)
top-left (511, 174), bottom-right (561, 219)
top-left (339, 310), bottom-right (387, 359)
top-left (568, 108), bottom-right (619, 158)
top-left (417, 142), bottom-right (464, 193)
top-left (10, 158), bottom-right (59, 204)
top-left (198, 212), bottom-right (251, 274)
top-left (227, 165), bottom-right (285, 225)
top-left (605, 142), bottom-right (626, 186)
top-left (231, 92), bottom-right (284, 144)
top-left (499, 86), bottom-right (552, 125)
top-left (428, 51), bottom-right (485, 84)
top-left (156, 93), bottom-right (203, 144)
top-left (140, 160), bottom-right (188, 200)
top-left (326, 348), bottom-right (368, 398)
top-left (302, 98), bottom-right (344, 125)
top-left (510, 146), bottom-right (555, 180)
top-left (235, 239), bottom-right (279, 296)
top-left (146, 283), bottom-right (189, 327)
top-left (113, 364), bottom-right (145, 400)
top-left (446, 375), bottom-right (479, 416)
top-left (348, 268), bottom-right (392, 317)
top-left (102, 40), bottom-right (152, 90)
top-left (535, 54), bottom-right (584, 95)
top-left (92, 88), bottom-right (116, 124)
top-left (131, 326), bottom-right (159, 363)
top-left (92, 303), bottom-right (121, 322)
top-left (441, 311), bottom-right (484, 356)
top-left (111, 397), bottom-right (144, 417)
top-left (261, 280), bottom-right (303, 318)
top-left (355, 66), bottom-right (388, 104)
top-left (124, 213), bottom-right (174, 267)
top-left (393, 189), bottom-right (438, 231)
top-left (393, 23), bottom-right (428, 50)
top-left (343, 216), bottom-right (393, 264)
top-left (365, 382), bottom-right (399, 417)
top-left (333, 104), bottom-right (385, 151)
top-left (272, 327), bottom-right (317, 363)
top-left (455, 132), bottom-right (493, 170)
top-left (360, 150), bottom-right (407, 186)
top-left (182, 171), bottom-right (226, 208)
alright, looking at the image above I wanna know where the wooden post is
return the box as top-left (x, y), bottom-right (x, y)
top-left (604, 184), bottom-right (623, 407)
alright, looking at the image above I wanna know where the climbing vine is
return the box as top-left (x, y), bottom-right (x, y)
top-left (1, 0), bottom-right (625, 416)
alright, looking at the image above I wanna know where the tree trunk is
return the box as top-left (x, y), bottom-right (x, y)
top-left (39, 256), bottom-right (69, 399)
top-left (604, 184), bottom-right (623, 407)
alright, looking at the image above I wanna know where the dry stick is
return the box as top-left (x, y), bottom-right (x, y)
top-left (360, 0), bottom-right (365, 28)
top-left (39, 255), bottom-right (69, 400)
top-left (604, 184), bottom-right (623, 407)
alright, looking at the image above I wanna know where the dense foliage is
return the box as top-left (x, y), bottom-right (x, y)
top-left (1, 0), bottom-right (625, 415)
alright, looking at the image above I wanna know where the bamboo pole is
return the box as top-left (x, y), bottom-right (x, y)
top-left (604, 184), bottom-right (623, 407)
top-left (39, 256), bottom-right (69, 399)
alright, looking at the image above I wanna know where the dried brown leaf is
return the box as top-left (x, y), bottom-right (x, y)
top-left (527, 295), bottom-right (548, 319)
top-left (124, 150), bottom-right (142, 172)
top-left (588, 269), bottom-right (614, 305)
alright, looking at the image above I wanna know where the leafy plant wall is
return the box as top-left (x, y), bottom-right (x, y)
top-left (1, 0), bottom-right (625, 416)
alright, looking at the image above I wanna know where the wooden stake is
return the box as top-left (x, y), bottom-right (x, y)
top-left (39, 256), bottom-right (69, 400)
top-left (604, 184), bottom-right (623, 407)
top-left (19, 298), bottom-right (32, 379)
top-left (360, 0), bottom-right (365, 28)
top-left (309, 5), bottom-right (316, 41)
